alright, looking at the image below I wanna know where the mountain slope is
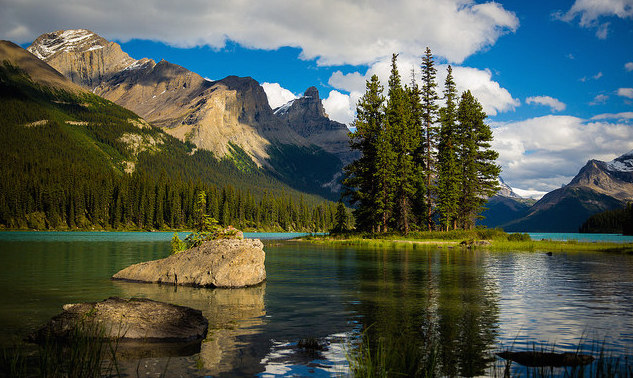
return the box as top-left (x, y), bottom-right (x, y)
top-left (0, 40), bottom-right (337, 230)
top-left (0, 40), bottom-right (84, 93)
top-left (502, 152), bottom-right (633, 232)
top-left (27, 30), bottom-right (347, 198)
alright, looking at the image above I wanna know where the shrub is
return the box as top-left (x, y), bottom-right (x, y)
top-left (507, 233), bottom-right (531, 242)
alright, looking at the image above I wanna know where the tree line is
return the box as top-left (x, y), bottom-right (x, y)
top-left (579, 203), bottom-right (633, 235)
top-left (0, 167), bottom-right (340, 232)
top-left (344, 49), bottom-right (500, 234)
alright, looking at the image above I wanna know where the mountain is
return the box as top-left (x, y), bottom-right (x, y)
top-left (26, 29), bottom-right (348, 198)
top-left (502, 151), bottom-right (633, 232)
top-left (0, 40), bottom-right (338, 231)
top-left (275, 86), bottom-right (358, 165)
top-left (478, 177), bottom-right (534, 228)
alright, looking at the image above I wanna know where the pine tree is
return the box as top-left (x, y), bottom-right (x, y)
top-left (332, 199), bottom-right (348, 233)
top-left (436, 65), bottom-right (460, 231)
top-left (456, 90), bottom-right (501, 229)
top-left (374, 118), bottom-right (396, 232)
top-left (386, 54), bottom-right (418, 234)
top-left (344, 74), bottom-right (385, 232)
top-left (419, 47), bottom-right (440, 230)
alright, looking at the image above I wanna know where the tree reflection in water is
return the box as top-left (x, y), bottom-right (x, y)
top-left (348, 246), bottom-right (499, 376)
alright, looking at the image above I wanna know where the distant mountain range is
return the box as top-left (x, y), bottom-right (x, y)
top-left (483, 152), bottom-right (633, 232)
top-left (26, 29), bottom-right (354, 197)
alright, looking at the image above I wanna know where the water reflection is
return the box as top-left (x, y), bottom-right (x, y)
top-left (2, 234), bottom-right (633, 376)
top-left (349, 247), bottom-right (500, 376)
top-left (114, 281), bottom-right (266, 376)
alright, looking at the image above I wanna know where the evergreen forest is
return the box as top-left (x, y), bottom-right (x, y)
top-left (344, 49), bottom-right (501, 234)
top-left (0, 61), bottom-right (341, 232)
top-left (579, 203), bottom-right (633, 235)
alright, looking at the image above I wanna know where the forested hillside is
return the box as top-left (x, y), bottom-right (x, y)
top-left (0, 55), bottom-right (339, 231)
top-left (579, 204), bottom-right (633, 235)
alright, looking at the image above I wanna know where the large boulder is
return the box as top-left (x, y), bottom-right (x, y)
top-left (112, 238), bottom-right (266, 288)
top-left (29, 297), bottom-right (208, 343)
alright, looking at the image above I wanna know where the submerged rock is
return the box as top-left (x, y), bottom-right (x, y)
top-left (497, 351), bottom-right (595, 367)
top-left (29, 297), bottom-right (208, 343)
top-left (112, 238), bottom-right (266, 288)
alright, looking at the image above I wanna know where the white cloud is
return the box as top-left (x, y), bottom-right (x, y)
top-left (322, 90), bottom-right (359, 126)
top-left (492, 115), bottom-right (633, 191)
top-left (446, 65), bottom-right (520, 116)
top-left (591, 111), bottom-right (633, 120)
top-left (558, 0), bottom-right (633, 38)
top-left (1, 0), bottom-right (518, 66)
top-left (525, 96), bottom-right (566, 112)
top-left (511, 188), bottom-right (548, 200)
top-left (261, 82), bottom-right (298, 109)
top-left (590, 94), bottom-right (609, 105)
top-left (626, 62), bottom-right (633, 71)
top-left (593, 71), bottom-right (604, 79)
top-left (617, 87), bottom-right (633, 99)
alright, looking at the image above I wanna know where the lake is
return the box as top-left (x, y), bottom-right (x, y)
top-left (1, 232), bottom-right (632, 376)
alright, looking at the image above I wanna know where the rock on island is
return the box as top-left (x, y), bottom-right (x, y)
top-left (112, 238), bottom-right (266, 288)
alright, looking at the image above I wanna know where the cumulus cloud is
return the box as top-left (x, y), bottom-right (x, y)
top-left (261, 82), bottom-right (298, 109)
top-left (492, 115), bottom-right (633, 191)
top-left (617, 87), bottom-right (633, 98)
top-left (557, 0), bottom-right (633, 38)
top-left (322, 90), bottom-right (359, 126)
top-left (525, 96), bottom-right (566, 112)
top-left (626, 62), bottom-right (633, 71)
top-left (1, 0), bottom-right (518, 66)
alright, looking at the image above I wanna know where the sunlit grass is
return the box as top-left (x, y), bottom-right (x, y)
top-left (302, 230), bottom-right (633, 253)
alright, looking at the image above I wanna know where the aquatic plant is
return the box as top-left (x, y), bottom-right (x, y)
top-left (1, 320), bottom-right (120, 377)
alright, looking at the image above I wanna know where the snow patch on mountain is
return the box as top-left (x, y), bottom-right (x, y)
top-left (27, 29), bottom-right (100, 60)
top-left (606, 150), bottom-right (633, 173)
top-left (273, 99), bottom-right (296, 115)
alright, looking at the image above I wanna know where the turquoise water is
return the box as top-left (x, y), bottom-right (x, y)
top-left (0, 231), bottom-right (313, 242)
top-left (1, 232), bottom-right (632, 376)
top-left (527, 232), bottom-right (633, 243)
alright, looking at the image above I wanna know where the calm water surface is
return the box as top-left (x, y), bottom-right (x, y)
top-left (0, 232), bottom-right (632, 376)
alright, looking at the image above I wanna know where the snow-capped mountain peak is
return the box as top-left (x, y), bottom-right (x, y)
top-left (27, 29), bottom-right (103, 60)
top-left (606, 150), bottom-right (633, 173)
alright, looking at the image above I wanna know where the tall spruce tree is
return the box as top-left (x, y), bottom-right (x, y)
top-left (374, 118), bottom-right (396, 232)
top-left (344, 75), bottom-right (385, 232)
top-left (386, 54), bottom-right (418, 234)
top-left (437, 65), bottom-right (460, 231)
top-left (419, 47), bottom-right (440, 230)
top-left (455, 90), bottom-right (501, 229)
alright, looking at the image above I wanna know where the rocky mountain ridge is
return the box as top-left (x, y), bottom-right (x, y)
top-left (275, 86), bottom-right (358, 165)
top-left (26, 29), bottom-right (353, 194)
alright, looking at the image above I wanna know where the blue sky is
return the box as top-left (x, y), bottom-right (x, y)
top-left (2, 0), bottom-right (633, 194)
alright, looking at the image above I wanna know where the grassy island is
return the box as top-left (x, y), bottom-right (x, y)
top-left (299, 229), bottom-right (633, 254)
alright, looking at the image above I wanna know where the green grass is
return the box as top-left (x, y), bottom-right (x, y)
top-left (302, 230), bottom-right (633, 253)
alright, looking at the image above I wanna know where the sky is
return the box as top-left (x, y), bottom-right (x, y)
top-left (2, 0), bottom-right (633, 196)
